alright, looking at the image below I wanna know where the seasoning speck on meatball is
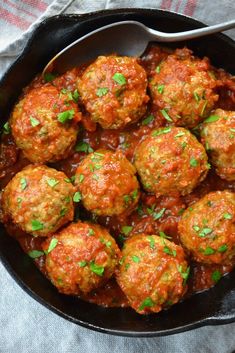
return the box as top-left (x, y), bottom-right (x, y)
top-left (178, 191), bottom-right (235, 265)
top-left (42, 222), bottom-right (121, 295)
top-left (200, 109), bottom-right (235, 181)
top-left (10, 84), bottom-right (81, 163)
top-left (78, 55), bottom-right (149, 129)
top-left (2, 165), bottom-right (75, 236)
top-left (117, 234), bottom-right (189, 314)
top-left (75, 149), bottom-right (140, 216)
top-left (134, 127), bottom-right (209, 197)
top-left (149, 48), bottom-right (219, 128)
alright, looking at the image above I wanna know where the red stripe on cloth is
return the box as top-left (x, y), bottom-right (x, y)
top-left (4, 0), bottom-right (37, 19)
top-left (184, 0), bottom-right (198, 16)
top-left (175, 0), bottom-right (182, 12)
top-left (160, 0), bottom-right (173, 10)
top-left (20, 0), bottom-right (47, 12)
top-left (0, 7), bottom-right (31, 30)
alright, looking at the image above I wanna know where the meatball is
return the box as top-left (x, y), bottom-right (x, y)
top-left (134, 127), bottom-right (209, 197)
top-left (75, 149), bottom-right (140, 216)
top-left (42, 222), bottom-right (121, 295)
top-left (2, 165), bottom-right (75, 237)
top-left (200, 109), bottom-right (235, 181)
top-left (78, 55), bottom-right (149, 129)
top-left (149, 48), bottom-right (219, 128)
top-left (10, 84), bottom-right (81, 163)
top-left (117, 234), bottom-right (189, 314)
top-left (178, 191), bottom-right (235, 265)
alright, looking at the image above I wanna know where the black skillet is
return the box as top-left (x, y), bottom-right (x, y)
top-left (0, 8), bottom-right (234, 337)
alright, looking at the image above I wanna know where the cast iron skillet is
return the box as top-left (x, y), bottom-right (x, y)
top-left (0, 8), bottom-right (235, 337)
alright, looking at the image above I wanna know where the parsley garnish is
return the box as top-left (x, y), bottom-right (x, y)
top-left (142, 115), bottom-right (154, 126)
top-left (90, 261), bottom-right (104, 276)
top-left (31, 220), bottom-right (44, 231)
top-left (96, 87), bottom-right (109, 97)
top-left (139, 297), bottom-right (154, 311)
top-left (73, 192), bottom-right (82, 203)
top-left (112, 72), bottom-right (126, 85)
top-left (57, 109), bottom-right (75, 123)
top-left (160, 109), bottom-right (173, 122)
top-left (28, 250), bottom-right (44, 259)
top-left (75, 141), bottom-right (93, 153)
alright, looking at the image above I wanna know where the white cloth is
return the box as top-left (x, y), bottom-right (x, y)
top-left (0, 1), bottom-right (235, 352)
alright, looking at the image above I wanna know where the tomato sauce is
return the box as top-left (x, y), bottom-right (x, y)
top-left (0, 45), bottom-right (235, 308)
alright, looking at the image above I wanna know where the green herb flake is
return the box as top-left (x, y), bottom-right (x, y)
top-left (204, 247), bottom-right (215, 255)
top-left (72, 89), bottom-right (80, 102)
top-left (139, 297), bottom-right (154, 311)
top-left (148, 236), bottom-right (155, 250)
top-left (43, 72), bottom-right (56, 82)
top-left (211, 270), bottom-right (222, 283)
top-left (75, 141), bottom-right (93, 153)
top-left (78, 174), bottom-right (84, 183)
top-left (73, 191), bottom-right (82, 203)
top-left (57, 109), bottom-right (75, 123)
top-left (157, 84), bottom-right (164, 94)
top-left (47, 178), bottom-right (59, 188)
top-left (142, 115), bottom-right (154, 126)
top-left (198, 227), bottom-right (213, 238)
top-left (20, 178), bottom-right (27, 190)
top-left (190, 158), bottom-right (198, 167)
top-left (31, 220), bottom-right (44, 232)
top-left (164, 246), bottom-right (176, 257)
top-left (218, 244), bottom-right (228, 253)
top-left (193, 225), bottom-right (200, 232)
top-left (175, 131), bottom-right (185, 138)
top-left (204, 115), bottom-right (219, 123)
top-left (160, 109), bottom-right (173, 122)
top-left (155, 65), bottom-right (161, 73)
top-left (28, 250), bottom-right (44, 259)
top-left (131, 189), bottom-right (139, 200)
top-left (47, 238), bottom-right (58, 253)
top-left (3, 122), bottom-right (11, 134)
top-left (223, 213), bottom-right (232, 220)
top-left (153, 207), bottom-right (166, 220)
top-left (193, 91), bottom-right (200, 102)
top-left (78, 261), bottom-right (87, 267)
top-left (96, 87), bottom-right (109, 97)
top-left (123, 195), bottom-right (131, 204)
top-left (178, 265), bottom-right (190, 284)
top-left (60, 208), bottom-right (67, 217)
top-left (112, 72), bottom-right (126, 85)
top-left (200, 100), bottom-right (208, 117)
top-left (152, 127), bottom-right (171, 136)
top-left (90, 261), bottom-right (104, 276)
top-left (132, 255), bottom-right (140, 263)
top-left (88, 228), bottom-right (94, 236)
top-left (122, 226), bottom-right (133, 235)
top-left (29, 116), bottom-right (40, 127)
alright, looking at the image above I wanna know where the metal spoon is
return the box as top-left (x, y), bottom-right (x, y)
top-left (43, 20), bottom-right (235, 75)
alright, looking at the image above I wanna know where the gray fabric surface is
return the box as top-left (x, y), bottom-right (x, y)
top-left (0, 1), bottom-right (235, 352)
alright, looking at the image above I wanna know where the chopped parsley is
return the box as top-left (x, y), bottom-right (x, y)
top-left (75, 141), bottom-right (93, 153)
top-left (200, 100), bottom-right (208, 116)
top-left (178, 265), bottom-right (190, 284)
top-left (193, 91), bottom-right (200, 102)
top-left (163, 246), bottom-right (176, 257)
top-left (121, 226), bottom-right (133, 235)
top-left (204, 115), bottom-right (219, 123)
top-left (211, 270), bottom-right (222, 283)
top-left (78, 261), bottom-right (87, 267)
top-left (96, 87), bottom-right (109, 97)
top-left (153, 207), bottom-right (166, 220)
top-left (159, 231), bottom-right (172, 240)
top-left (20, 178), bottom-right (27, 190)
top-left (112, 72), bottom-right (126, 85)
top-left (218, 244), bottom-right (228, 253)
top-left (43, 72), bottom-right (56, 82)
top-left (132, 255), bottom-right (140, 263)
top-left (72, 89), bottom-right (80, 102)
top-left (223, 213), bottom-right (232, 220)
top-left (88, 228), bottom-right (94, 236)
top-left (57, 109), bottom-right (75, 123)
top-left (175, 131), bottom-right (185, 138)
top-left (31, 220), bottom-right (44, 231)
top-left (28, 250), bottom-right (44, 259)
top-left (157, 84), bottom-right (164, 94)
top-left (3, 122), bottom-right (11, 134)
top-left (73, 191), bottom-right (82, 203)
top-left (155, 65), bottom-right (161, 73)
top-left (139, 297), bottom-right (154, 311)
top-left (142, 115), bottom-right (154, 126)
top-left (90, 261), bottom-right (104, 276)
top-left (60, 208), bottom-right (67, 217)
top-left (148, 236), bottom-right (155, 250)
top-left (203, 247), bottom-right (215, 255)
top-left (47, 178), bottom-right (59, 188)
top-left (47, 238), bottom-right (58, 253)
top-left (30, 116), bottom-right (40, 127)
top-left (190, 158), bottom-right (198, 167)
top-left (198, 227), bottom-right (213, 237)
top-left (160, 109), bottom-right (173, 122)
top-left (152, 127), bottom-right (171, 136)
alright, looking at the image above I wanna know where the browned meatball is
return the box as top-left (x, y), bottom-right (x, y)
top-left (10, 84), bottom-right (81, 163)
top-left (149, 48), bottom-right (219, 128)
top-left (42, 222), bottom-right (121, 295)
top-left (78, 55), bottom-right (149, 129)
top-left (134, 127), bottom-right (209, 197)
top-left (178, 191), bottom-right (235, 265)
top-left (2, 165), bottom-right (75, 237)
top-left (117, 234), bottom-right (189, 314)
top-left (200, 109), bottom-right (235, 181)
top-left (75, 149), bottom-right (140, 216)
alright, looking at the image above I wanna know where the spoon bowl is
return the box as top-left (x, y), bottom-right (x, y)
top-left (43, 19), bottom-right (235, 75)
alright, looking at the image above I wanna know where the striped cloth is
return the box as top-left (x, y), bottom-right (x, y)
top-left (0, 1), bottom-right (235, 353)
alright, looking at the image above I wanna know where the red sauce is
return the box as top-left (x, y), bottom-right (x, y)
top-left (1, 45), bottom-right (235, 308)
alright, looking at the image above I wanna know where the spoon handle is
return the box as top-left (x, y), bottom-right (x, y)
top-left (148, 20), bottom-right (235, 42)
